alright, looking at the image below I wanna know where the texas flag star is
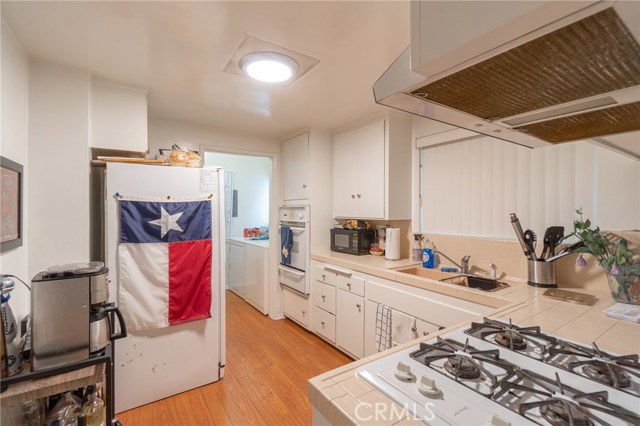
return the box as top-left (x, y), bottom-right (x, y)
top-left (149, 207), bottom-right (184, 238)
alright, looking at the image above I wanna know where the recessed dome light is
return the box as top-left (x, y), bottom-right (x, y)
top-left (239, 51), bottom-right (299, 83)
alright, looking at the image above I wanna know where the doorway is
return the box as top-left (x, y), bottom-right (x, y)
top-left (204, 151), bottom-right (273, 316)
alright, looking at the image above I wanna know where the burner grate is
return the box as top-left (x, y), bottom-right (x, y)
top-left (547, 340), bottom-right (640, 392)
top-left (410, 337), bottom-right (516, 397)
top-left (495, 370), bottom-right (640, 425)
top-left (465, 317), bottom-right (558, 359)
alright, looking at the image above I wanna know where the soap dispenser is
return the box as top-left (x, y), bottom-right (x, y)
top-left (412, 234), bottom-right (422, 262)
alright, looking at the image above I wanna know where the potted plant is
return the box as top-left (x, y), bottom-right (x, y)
top-left (566, 209), bottom-right (640, 305)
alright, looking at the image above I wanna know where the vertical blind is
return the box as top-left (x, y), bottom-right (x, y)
top-left (420, 136), bottom-right (639, 238)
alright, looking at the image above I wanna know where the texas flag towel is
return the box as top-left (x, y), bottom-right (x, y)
top-left (117, 196), bottom-right (213, 331)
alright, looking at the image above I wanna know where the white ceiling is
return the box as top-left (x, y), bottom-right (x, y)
top-left (2, 1), bottom-right (411, 140)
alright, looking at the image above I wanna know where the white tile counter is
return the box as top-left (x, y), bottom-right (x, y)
top-left (308, 252), bottom-right (640, 426)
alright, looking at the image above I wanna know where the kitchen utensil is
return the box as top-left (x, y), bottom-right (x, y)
top-left (510, 213), bottom-right (533, 260)
top-left (523, 229), bottom-right (537, 259)
top-left (545, 241), bottom-right (585, 262)
top-left (546, 226), bottom-right (565, 257)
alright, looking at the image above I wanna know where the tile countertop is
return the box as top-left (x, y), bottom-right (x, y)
top-left (309, 251), bottom-right (640, 426)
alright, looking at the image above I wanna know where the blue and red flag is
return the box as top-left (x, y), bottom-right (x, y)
top-left (117, 197), bottom-right (213, 330)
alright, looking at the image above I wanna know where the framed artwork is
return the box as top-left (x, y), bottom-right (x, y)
top-left (1, 156), bottom-right (23, 252)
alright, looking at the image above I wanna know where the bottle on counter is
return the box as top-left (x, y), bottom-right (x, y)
top-left (77, 413), bottom-right (87, 426)
top-left (422, 238), bottom-right (435, 269)
top-left (412, 234), bottom-right (422, 262)
top-left (81, 386), bottom-right (105, 426)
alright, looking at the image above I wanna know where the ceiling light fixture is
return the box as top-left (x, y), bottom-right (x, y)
top-left (239, 51), bottom-right (299, 83)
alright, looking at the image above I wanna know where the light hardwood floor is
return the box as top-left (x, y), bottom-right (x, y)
top-left (116, 290), bottom-right (351, 426)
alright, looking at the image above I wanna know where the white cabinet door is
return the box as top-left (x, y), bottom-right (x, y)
top-left (91, 81), bottom-right (148, 152)
top-left (283, 287), bottom-right (310, 329)
top-left (333, 120), bottom-right (385, 219)
top-left (228, 241), bottom-right (245, 297)
top-left (336, 289), bottom-right (365, 359)
top-left (244, 244), bottom-right (267, 314)
top-left (282, 133), bottom-right (309, 201)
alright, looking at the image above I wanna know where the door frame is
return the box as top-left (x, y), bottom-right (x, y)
top-left (200, 145), bottom-right (279, 319)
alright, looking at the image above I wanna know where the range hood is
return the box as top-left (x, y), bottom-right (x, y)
top-left (374, 1), bottom-right (640, 149)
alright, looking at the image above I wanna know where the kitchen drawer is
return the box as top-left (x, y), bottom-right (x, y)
top-left (312, 280), bottom-right (336, 314)
top-left (416, 319), bottom-right (441, 337)
top-left (337, 275), bottom-right (365, 297)
top-left (283, 287), bottom-right (310, 329)
top-left (311, 306), bottom-right (336, 343)
top-left (313, 265), bottom-right (336, 286)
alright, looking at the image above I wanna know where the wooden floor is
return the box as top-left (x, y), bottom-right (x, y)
top-left (116, 290), bottom-right (351, 426)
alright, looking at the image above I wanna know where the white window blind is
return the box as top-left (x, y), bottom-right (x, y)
top-left (420, 137), bottom-right (639, 238)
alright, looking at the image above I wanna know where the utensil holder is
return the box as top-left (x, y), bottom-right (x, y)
top-left (527, 260), bottom-right (557, 288)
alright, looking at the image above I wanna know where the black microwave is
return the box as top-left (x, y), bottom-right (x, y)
top-left (330, 228), bottom-right (375, 255)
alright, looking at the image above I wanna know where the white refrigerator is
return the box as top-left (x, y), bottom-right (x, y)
top-left (104, 162), bottom-right (226, 413)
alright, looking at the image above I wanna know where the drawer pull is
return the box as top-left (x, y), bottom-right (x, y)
top-left (322, 274), bottom-right (326, 281)
top-left (347, 283), bottom-right (352, 290)
top-left (321, 321), bottom-right (325, 328)
top-left (321, 295), bottom-right (326, 302)
top-left (302, 310), bottom-right (306, 316)
top-left (423, 331), bottom-right (429, 336)
top-left (303, 184), bottom-right (307, 189)
top-left (356, 304), bottom-right (361, 312)
top-left (351, 194), bottom-right (356, 199)
top-left (357, 193), bottom-right (361, 199)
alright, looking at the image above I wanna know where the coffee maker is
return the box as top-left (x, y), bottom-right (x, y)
top-left (30, 262), bottom-right (126, 371)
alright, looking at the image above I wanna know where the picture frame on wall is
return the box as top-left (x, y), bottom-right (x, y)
top-left (1, 156), bottom-right (23, 253)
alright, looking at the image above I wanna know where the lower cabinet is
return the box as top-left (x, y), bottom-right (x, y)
top-left (336, 289), bottom-right (364, 359)
top-left (283, 287), bottom-right (311, 329)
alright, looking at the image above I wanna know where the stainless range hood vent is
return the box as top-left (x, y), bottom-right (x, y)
top-left (374, 3), bottom-right (640, 149)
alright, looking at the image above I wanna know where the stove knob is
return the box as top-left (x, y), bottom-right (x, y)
top-left (393, 362), bottom-right (415, 381)
top-left (417, 375), bottom-right (441, 398)
top-left (482, 415), bottom-right (511, 426)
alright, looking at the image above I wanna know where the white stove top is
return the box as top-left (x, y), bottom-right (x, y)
top-left (357, 318), bottom-right (640, 426)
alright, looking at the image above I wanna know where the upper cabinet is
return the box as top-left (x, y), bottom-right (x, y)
top-left (332, 114), bottom-right (412, 220)
top-left (91, 81), bottom-right (148, 152)
top-left (281, 131), bottom-right (333, 252)
top-left (282, 132), bottom-right (309, 201)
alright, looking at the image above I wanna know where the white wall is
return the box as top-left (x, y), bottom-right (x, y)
top-left (0, 19), bottom-right (30, 321)
top-left (204, 152), bottom-right (271, 238)
top-left (28, 60), bottom-right (91, 276)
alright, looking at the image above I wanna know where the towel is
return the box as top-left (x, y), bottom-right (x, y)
top-left (280, 226), bottom-right (293, 264)
top-left (375, 304), bottom-right (392, 352)
top-left (391, 309), bottom-right (418, 347)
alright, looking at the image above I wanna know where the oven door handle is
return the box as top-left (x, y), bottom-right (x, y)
top-left (279, 266), bottom-right (305, 277)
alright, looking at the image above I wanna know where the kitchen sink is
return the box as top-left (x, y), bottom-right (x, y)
top-left (440, 274), bottom-right (509, 292)
top-left (395, 267), bottom-right (509, 292)
top-left (393, 266), bottom-right (459, 281)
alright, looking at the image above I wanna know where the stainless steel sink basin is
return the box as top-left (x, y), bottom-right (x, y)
top-left (440, 275), bottom-right (509, 292)
top-left (394, 267), bottom-right (509, 292)
top-left (394, 266), bottom-right (460, 281)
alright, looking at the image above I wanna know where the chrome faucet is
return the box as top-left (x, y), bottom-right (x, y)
top-left (435, 251), bottom-right (471, 274)
top-left (461, 255), bottom-right (471, 275)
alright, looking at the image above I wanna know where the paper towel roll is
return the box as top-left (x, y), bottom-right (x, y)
top-left (385, 228), bottom-right (401, 260)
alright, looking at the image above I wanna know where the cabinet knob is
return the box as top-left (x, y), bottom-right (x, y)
top-left (347, 283), bottom-right (352, 290)
top-left (302, 310), bottom-right (306, 316)
top-left (321, 274), bottom-right (326, 281)
top-left (356, 304), bottom-right (362, 312)
top-left (357, 193), bottom-right (361, 199)
top-left (423, 331), bottom-right (429, 336)
top-left (321, 295), bottom-right (326, 301)
top-left (321, 321), bottom-right (325, 328)
top-left (351, 194), bottom-right (356, 199)
top-left (302, 184), bottom-right (307, 189)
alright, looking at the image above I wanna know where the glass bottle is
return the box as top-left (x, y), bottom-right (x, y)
top-left (81, 386), bottom-right (105, 426)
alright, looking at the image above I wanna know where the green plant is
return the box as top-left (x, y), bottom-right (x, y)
top-left (566, 208), bottom-right (640, 303)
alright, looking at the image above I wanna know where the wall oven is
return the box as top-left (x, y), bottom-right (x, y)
top-left (278, 205), bottom-right (310, 295)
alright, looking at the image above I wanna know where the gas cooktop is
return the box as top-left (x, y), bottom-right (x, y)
top-left (357, 317), bottom-right (640, 426)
